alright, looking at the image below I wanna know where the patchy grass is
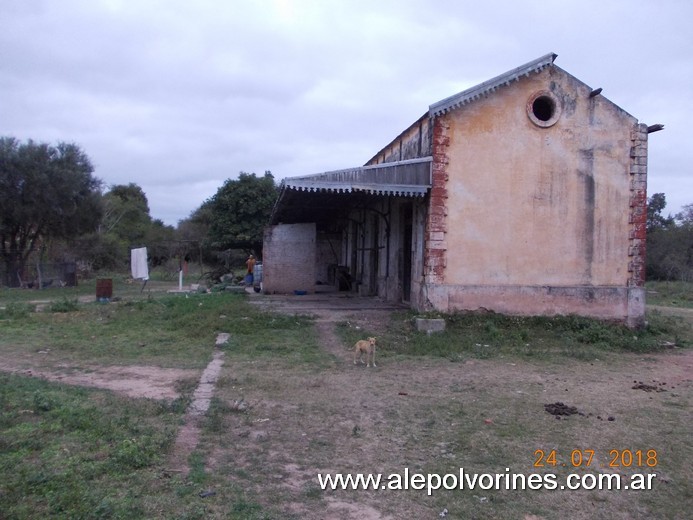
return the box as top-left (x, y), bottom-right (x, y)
top-left (646, 280), bottom-right (693, 308)
top-left (0, 287), bottom-right (690, 519)
top-left (0, 374), bottom-right (178, 518)
top-left (0, 274), bottom-right (198, 304)
top-left (197, 330), bottom-right (691, 520)
top-left (48, 297), bottom-right (80, 313)
top-left (196, 302), bottom-right (691, 519)
top-left (0, 290), bottom-right (322, 369)
top-left (0, 373), bottom-right (279, 519)
top-left (336, 310), bottom-right (690, 365)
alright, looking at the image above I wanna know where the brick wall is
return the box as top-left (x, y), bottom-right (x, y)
top-left (262, 223), bottom-right (316, 293)
top-left (424, 116), bottom-right (450, 284)
top-left (628, 123), bottom-right (648, 287)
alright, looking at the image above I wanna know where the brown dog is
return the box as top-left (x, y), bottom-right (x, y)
top-left (353, 337), bottom-right (377, 367)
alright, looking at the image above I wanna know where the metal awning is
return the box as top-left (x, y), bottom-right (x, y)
top-left (270, 157), bottom-right (432, 226)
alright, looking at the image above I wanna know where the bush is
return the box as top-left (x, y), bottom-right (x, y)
top-left (50, 298), bottom-right (79, 313)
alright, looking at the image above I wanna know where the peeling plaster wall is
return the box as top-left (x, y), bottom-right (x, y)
top-left (423, 66), bottom-right (644, 324)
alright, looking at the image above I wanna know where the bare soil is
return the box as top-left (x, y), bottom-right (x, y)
top-left (201, 295), bottom-right (692, 519)
top-left (0, 358), bottom-right (198, 400)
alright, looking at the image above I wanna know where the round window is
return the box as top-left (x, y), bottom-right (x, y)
top-left (527, 91), bottom-right (561, 128)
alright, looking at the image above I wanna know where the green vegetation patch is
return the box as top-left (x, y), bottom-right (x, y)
top-left (0, 374), bottom-right (179, 519)
top-left (337, 309), bottom-right (688, 363)
top-left (1, 291), bottom-right (311, 369)
top-left (646, 281), bottom-right (693, 308)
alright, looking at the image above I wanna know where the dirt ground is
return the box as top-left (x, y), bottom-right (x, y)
top-left (1, 292), bottom-right (691, 519)
top-left (0, 358), bottom-right (198, 400)
top-left (206, 294), bottom-right (692, 519)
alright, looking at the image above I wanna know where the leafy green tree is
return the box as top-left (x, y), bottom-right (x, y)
top-left (675, 203), bottom-right (693, 226)
top-left (0, 137), bottom-right (102, 286)
top-left (646, 194), bottom-right (693, 281)
top-left (101, 183), bottom-right (152, 244)
top-left (646, 192), bottom-right (674, 232)
top-left (205, 172), bottom-right (278, 255)
top-left (145, 218), bottom-right (176, 267)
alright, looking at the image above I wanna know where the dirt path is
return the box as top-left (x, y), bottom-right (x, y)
top-left (0, 360), bottom-right (198, 400)
top-left (168, 334), bottom-right (228, 475)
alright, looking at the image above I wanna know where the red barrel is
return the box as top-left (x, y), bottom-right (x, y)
top-left (96, 278), bottom-right (113, 299)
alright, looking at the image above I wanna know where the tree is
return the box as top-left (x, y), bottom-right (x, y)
top-left (0, 137), bottom-right (102, 287)
top-left (675, 203), bottom-right (693, 226)
top-left (72, 184), bottom-right (178, 273)
top-left (646, 194), bottom-right (693, 281)
top-left (646, 192), bottom-right (674, 232)
top-left (205, 172), bottom-right (278, 255)
top-left (101, 183), bottom-right (152, 244)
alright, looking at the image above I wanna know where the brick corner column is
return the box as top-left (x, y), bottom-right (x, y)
top-left (628, 123), bottom-right (648, 287)
top-left (425, 116), bottom-right (450, 285)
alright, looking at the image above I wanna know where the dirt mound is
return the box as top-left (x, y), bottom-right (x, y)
top-left (632, 381), bottom-right (667, 392)
top-left (544, 402), bottom-right (580, 416)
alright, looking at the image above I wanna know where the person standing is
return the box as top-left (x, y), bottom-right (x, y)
top-left (245, 254), bottom-right (256, 283)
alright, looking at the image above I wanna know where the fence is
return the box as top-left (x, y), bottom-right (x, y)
top-left (1, 262), bottom-right (78, 288)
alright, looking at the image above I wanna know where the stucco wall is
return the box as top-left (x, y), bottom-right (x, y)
top-left (422, 66), bottom-right (643, 324)
top-left (444, 67), bottom-right (636, 286)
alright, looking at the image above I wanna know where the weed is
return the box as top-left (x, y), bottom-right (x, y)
top-left (229, 498), bottom-right (264, 518)
top-left (337, 309), bottom-right (689, 363)
top-left (32, 390), bottom-right (57, 412)
top-left (0, 302), bottom-right (34, 319)
top-left (646, 280), bottom-right (693, 308)
top-left (0, 374), bottom-right (183, 518)
top-left (49, 297), bottom-right (79, 313)
top-left (204, 397), bottom-right (234, 434)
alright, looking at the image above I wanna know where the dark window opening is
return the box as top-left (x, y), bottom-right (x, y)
top-left (532, 96), bottom-right (555, 122)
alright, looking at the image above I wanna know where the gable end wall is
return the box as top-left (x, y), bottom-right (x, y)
top-left (419, 67), bottom-right (646, 326)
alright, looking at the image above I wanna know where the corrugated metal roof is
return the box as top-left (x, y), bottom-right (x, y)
top-left (283, 180), bottom-right (428, 197)
top-left (429, 52), bottom-right (557, 117)
top-left (281, 156), bottom-right (432, 197)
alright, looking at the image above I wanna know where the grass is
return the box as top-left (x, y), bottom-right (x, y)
top-left (0, 288), bottom-right (321, 369)
top-left (0, 281), bottom-right (691, 519)
top-left (0, 270), bottom-right (208, 304)
top-left (0, 374), bottom-right (179, 518)
top-left (336, 308), bottom-right (690, 365)
top-left (646, 280), bottom-right (693, 308)
top-left (0, 284), bottom-right (328, 519)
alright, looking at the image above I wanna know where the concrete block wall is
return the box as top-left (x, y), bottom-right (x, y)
top-left (262, 223), bottom-right (316, 294)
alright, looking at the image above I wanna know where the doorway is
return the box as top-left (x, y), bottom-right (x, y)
top-left (400, 205), bottom-right (413, 303)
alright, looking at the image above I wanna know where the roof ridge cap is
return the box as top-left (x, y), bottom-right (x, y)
top-left (429, 52), bottom-right (557, 117)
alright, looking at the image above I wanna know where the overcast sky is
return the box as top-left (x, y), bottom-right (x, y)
top-left (2, 0), bottom-right (691, 226)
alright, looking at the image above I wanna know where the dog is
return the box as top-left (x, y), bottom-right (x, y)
top-left (353, 337), bottom-right (377, 367)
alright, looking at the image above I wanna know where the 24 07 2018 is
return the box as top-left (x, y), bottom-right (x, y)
top-left (533, 449), bottom-right (658, 468)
